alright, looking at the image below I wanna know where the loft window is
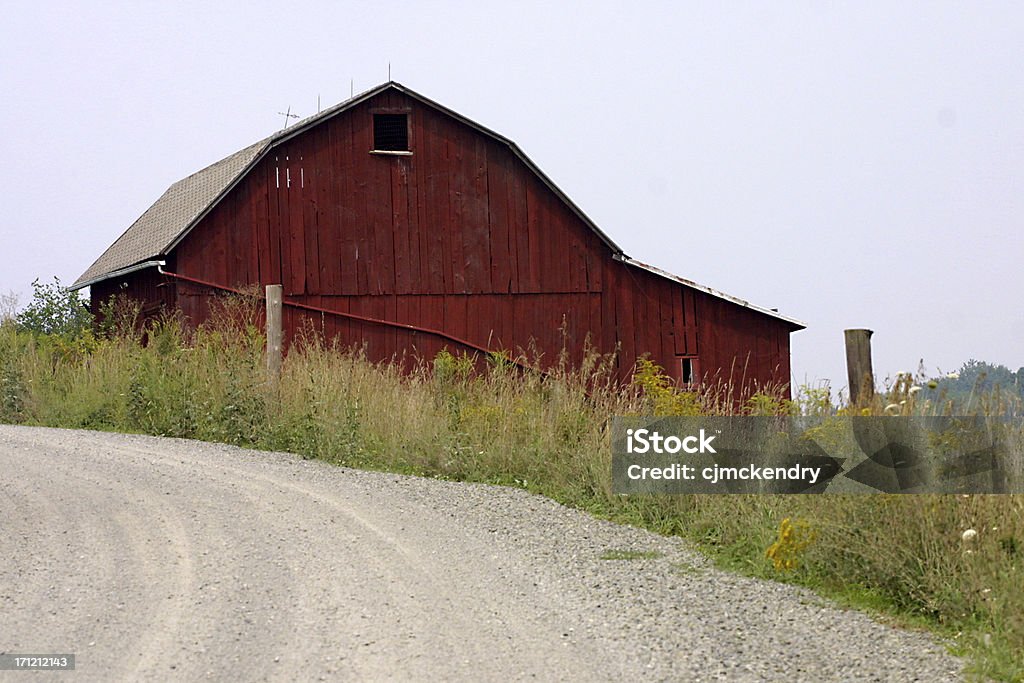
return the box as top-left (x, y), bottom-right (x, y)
top-left (373, 113), bottom-right (408, 151)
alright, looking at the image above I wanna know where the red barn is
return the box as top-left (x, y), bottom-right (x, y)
top-left (73, 81), bottom-right (803, 392)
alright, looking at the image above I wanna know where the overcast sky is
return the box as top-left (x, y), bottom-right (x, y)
top-left (2, 1), bottom-right (1021, 394)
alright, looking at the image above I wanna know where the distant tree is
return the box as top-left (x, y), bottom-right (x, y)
top-left (15, 277), bottom-right (92, 338)
top-left (921, 359), bottom-right (1024, 405)
top-left (0, 291), bottom-right (16, 323)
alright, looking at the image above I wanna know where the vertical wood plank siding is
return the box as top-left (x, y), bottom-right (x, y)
top-left (120, 90), bottom-right (793, 392)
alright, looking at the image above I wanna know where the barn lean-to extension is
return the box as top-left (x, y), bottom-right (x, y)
top-left (72, 81), bottom-right (804, 393)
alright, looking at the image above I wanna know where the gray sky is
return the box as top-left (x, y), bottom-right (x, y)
top-left (2, 1), bottom-right (1021, 394)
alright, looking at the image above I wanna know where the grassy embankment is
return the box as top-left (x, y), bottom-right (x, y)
top-left (1, 298), bottom-right (1021, 681)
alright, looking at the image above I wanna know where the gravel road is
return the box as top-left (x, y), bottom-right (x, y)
top-left (1, 425), bottom-right (964, 681)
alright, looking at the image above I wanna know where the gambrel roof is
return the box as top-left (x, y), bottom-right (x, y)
top-left (73, 82), bottom-right (803, 328)
top-left (73, 81), bottom-right (622, 290)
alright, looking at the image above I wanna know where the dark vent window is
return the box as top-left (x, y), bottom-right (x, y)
top-left (373, 114), bottom-right (409, 151)
top-left (681, 357), bottom-right (696, 385)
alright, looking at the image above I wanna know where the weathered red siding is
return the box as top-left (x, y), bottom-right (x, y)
top-left (100, 88), bottom-right (796, 393)
top-left (90, 267), bottom-right (176, 322)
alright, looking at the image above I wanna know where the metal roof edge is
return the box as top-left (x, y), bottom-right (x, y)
top-left (616, 255), bottom-right (806, 330)
top-left (70, 259), bottom-right (166, 291)
top-left (70, 181), bottom-right (181, 289)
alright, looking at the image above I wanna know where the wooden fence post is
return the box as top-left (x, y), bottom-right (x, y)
top-left (266, 285), bottom-right (283, 386)
top-left (844, 328), bottom-right (874, 406)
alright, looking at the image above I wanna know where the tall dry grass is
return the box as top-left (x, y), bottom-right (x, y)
top-left (0, 298), bottom-right (1021, 681)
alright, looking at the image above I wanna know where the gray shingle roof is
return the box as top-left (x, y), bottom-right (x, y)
top-left (71, 85), bottom-right (391, 290)
top-left (73, 139), bottom-right (267, 288)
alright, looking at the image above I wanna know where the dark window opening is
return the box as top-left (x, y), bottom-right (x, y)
top-left (681, 357), bottom-right (696, 385)
top-left (373, 114), bottom-right (409, 151)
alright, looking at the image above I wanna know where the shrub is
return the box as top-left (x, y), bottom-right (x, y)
top-left (16, 277), bottom-right (92, 338)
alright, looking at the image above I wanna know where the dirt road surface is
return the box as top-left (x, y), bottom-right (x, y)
top-left (0, 426), bottom-right (963, 681)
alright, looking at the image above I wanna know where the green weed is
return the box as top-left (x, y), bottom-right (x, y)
top-left (600, 549), bottom-right (665, 561)
top-left (0, 303), bottom-right (1021, 680)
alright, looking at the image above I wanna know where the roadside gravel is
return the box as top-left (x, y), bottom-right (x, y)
top-left (0, 425), bottom-right (964, 681)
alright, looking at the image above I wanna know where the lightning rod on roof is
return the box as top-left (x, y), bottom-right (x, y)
top-left (388, 62), bottom-right (391, 81)
top-left (350, 79), bottom-right (354, 97)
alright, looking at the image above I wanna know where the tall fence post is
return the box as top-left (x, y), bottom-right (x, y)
top-left (266, 284), bottom-right (283, 386)
top-left (844, 328), bottom-right (874, 406)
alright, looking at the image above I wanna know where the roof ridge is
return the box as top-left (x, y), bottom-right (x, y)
top-left (265, 81), bottom-right (393, 146)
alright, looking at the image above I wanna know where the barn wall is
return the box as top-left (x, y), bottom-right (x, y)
top-left (175, 91), bottom-right (605, 298)
top-left (89, 267), bottom-right (175, 324)
top-left (693, 291), bottom-right (793, 393)
top-left (167, 89), bottom-right (795, 391)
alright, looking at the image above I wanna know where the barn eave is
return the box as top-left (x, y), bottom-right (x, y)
top-left (72, 259), bottom-right (167, 291)
top-left (616, 254), bottom-right (806, 330)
